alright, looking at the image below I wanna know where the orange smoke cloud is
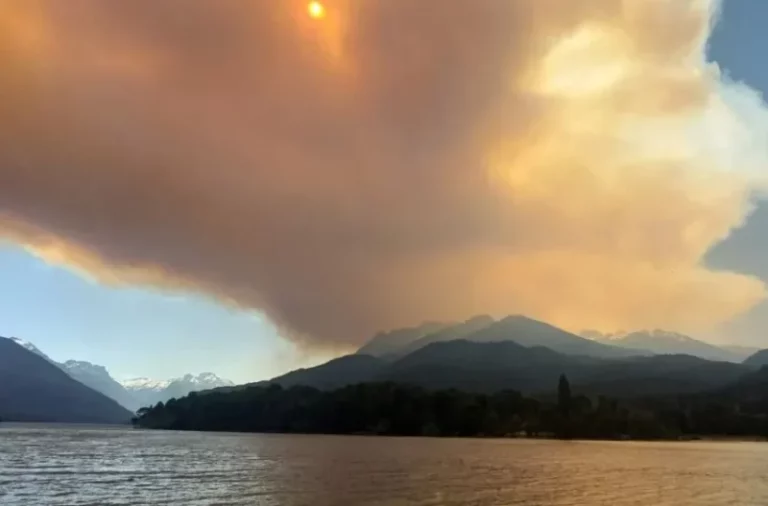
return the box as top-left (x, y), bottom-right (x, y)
top-left (1, 0), bottom-right (767, 345)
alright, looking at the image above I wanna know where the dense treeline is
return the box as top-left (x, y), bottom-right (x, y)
top-left (132, 373), bottom-right (768, 440)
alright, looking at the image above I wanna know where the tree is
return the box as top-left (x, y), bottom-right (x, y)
top-left (558, 374), bottom-right (571, 418)
top-left (133, 374), bottom-right (768, 441)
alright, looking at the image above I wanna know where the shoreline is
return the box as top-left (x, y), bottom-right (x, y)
top-left (6, 421), bottom-right (765, 443)
top-left (131, 425), bottom-right (768, 443)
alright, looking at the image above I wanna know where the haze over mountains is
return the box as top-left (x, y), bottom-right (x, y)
top-left (260, 315), bottom-right (767, 398)
top-left (62, 360), bottom-right (141, 413)
top-left (0, 337), bottom-right (132, 423)
top-left (743, 349), bottom-right (768, 368)
top-left (583, 330), bottom-right (755, 362)
top-left (122, 373), bottom-right (234, 409)
top-left (0, 336), bottom-right (232, 414)
top-left (2, 314), bottom-right (767, 424)
top-left (354, 315), bottom-right (748, 363)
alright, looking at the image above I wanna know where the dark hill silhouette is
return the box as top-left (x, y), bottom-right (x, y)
top-left (743, 349), bottom-right (768, 368)
top-left (382, 340), bottom-right (598, 393)
top-left (268, 339), bottom-right (747, 397)
top-left (135, 359), bottom-right (763, 440)
top-left (718, 365), bottom-right (768, 412)
top-left (0, 337), bottom-right (133, 423)
top-left (575, 354), bottom-right (748, 397)
top-left (271, 355), bottom-right (386, 390)
top-left (385, 341), bottom-right (746, 396)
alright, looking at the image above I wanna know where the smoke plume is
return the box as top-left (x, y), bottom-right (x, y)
top-left (1, 0), bottom-right (767, 345)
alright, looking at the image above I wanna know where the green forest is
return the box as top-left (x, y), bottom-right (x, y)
top-left (133, 372), bottom-right (768, 440)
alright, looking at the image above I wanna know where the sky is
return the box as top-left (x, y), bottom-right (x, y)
top-left (0, 245), bottom-right (332, 382)
top-left (1, 0), bottom-right (768, 383)
top-left (706, 0), bottom-right (768, 342)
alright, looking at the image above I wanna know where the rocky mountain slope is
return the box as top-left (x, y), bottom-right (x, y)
top-left (0, 337), bottom-right (133, 423)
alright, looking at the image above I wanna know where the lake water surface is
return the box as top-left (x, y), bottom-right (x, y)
top-left (1, 424), bottom-right (767, 505)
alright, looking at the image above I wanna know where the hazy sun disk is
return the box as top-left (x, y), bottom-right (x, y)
top-left (308, 1), bottom-right (325, 19)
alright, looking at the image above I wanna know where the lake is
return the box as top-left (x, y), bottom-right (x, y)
top-left (1, 425), bottom-right (767, 505)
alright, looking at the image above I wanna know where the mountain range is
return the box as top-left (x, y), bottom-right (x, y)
top-left (266, 339), bottom-right (751, 398)
top-left (0, 337), bottom-right (132, 423)
top-left (584, 330), bottom-right (755, 362)
top-left (358, 316), bottom-right (648, 360)
top-left (3, 314), bottom-right (766, 423)
top-left (257, 315), bottom-right (767, 398)
top-left (1, 336), bottom-right (232, 415)
top-left (121, 373), bottom-right (234, 409)
top-left (356, 315), bottom-right (753, 363)
top-left (62, 360), bottom-right (141, 412)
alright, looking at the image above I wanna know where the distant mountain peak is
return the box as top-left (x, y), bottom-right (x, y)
top-left (174, 372), bottom-right (234, 386)
top-left (586, 329), bottom-right (740, 363)
top-left (634, 329), bottom-right (696, 342)
top-left (1, 336), bottom-right (233, 412)
top-left (121, 372), bottom-right (234, 408)
top-left (465, 314), bottom-right (495, 325)
top-left (57, 360), bottom-right (140, 412)
top-left (0, 337), bottom-right (133, 423)
top-left (357, 321), bottom-right (453, 357)
top-left (121, 377), bottom-right (172, 391)
top-left (580, 330), bottom-right (628, 341)
top-left (500, 314), bottom-right (533, 322)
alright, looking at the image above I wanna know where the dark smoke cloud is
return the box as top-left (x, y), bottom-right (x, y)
top-left (1, 0), bottom-right (767, 346)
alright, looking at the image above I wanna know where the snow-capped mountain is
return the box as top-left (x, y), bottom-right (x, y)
top-left (0, 337), bottom-right (133, 423)
top-left (163, 373), bottom-right (234, 400)
top-left (1, 336), bottom-right (234, 412)
top-left (3, 338), bottom-right (141, 411)
top-left (122, 373), bottom-right (234, 408)
top-left (183, 372), bottom-right (230, 386)
top-left (120, 377), bottom-right (172, 392)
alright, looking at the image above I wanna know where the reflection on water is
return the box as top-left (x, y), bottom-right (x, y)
top-left (1, 424), bottom-right (767, 505)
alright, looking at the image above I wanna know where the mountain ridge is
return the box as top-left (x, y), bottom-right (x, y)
top-left (0, 336), bottom-right (233, 412)
top-left (123, 372), bottom-right (234, 408)
top-left (585, 329), bottom-right (743, 362)
top-left (0, 337), bottom-right (133, 423)
top-left (269, 338), bottom-right (749, 398)
top-left (61, 360), bottom-right (142, 412)
top-left (357, 322), bottom-right (452, 358)
top-left (743, 349), bottom-right (768, 368)
top-left (357, 315), bottom-right (648, 360)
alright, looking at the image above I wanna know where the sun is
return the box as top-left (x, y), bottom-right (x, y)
top-left (307, 1), bottom-right (326, 19)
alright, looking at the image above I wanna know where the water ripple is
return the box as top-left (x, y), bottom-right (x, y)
top-left (1, 426), bottom-right (768, 505)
